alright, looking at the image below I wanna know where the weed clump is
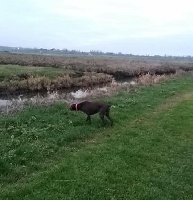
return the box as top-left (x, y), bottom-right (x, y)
top-left (137, 73), bottom-right (169, 85)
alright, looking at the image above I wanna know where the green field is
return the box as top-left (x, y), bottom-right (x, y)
top-left (1, 75), bottom-right (193, 199)
top-left (0, 64), bottom-right (71, 80)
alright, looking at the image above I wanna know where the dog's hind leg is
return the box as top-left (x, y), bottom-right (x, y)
top-left (105, 112), bottom-right (113, 126)
top-left (86, 115), bottom-right (91, 124)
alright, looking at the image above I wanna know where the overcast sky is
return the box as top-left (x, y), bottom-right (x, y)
top-left (1, 0), bottom-right (193, 56)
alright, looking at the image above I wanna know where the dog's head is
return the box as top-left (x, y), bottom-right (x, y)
top-left (70, 104), bottom-right (76, 111)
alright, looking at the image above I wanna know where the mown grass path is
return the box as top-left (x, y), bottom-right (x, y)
top-left (1, 75), bottom-right (193, 199)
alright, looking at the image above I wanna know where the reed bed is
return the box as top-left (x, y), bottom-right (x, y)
top-left (0, 53), bottom-right (193, 94)
top-left (137, 73), bottom-right (169, 85)
top-left (1, 53), bottom-right (193, 77)
top-left (0, 72), bottom-right (112, 93)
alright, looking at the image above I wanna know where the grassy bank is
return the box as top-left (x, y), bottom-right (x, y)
top-left (0, 64), bottom-right (112, 93)
top-left (1, 75), bottom-right (193, 199)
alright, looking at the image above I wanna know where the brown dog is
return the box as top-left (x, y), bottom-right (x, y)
top-left (70, 101), bottom-right (113, 126)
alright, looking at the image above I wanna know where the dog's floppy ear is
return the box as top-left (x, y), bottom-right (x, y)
top-left (70, 104), bottom-right (75, 110)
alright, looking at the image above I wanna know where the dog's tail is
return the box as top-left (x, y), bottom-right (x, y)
top-left (107, 101), bottom-right (116, 109)
top-left (106, 101), bottom-right (112, 107)
top-left (99, 101), bottom-right (113, 108)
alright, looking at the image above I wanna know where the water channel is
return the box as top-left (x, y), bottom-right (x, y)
top-left (0, 78), bottom-right (136, 107)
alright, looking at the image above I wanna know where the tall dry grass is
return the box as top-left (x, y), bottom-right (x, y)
top-left (0, 73), bottom-right (113, 93)
top-left (137, 73), bottom-right (169, 85)
top-left (1, 53), bottom-right (193, 77)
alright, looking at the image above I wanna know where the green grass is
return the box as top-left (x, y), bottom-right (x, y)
top-left (1, 75), bottom-right (193, 199)
top-left (0, 64), bottom-right (72, 80)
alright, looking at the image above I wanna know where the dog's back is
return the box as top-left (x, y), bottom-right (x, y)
top-left (79, 101), bottom-right (110, 115)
